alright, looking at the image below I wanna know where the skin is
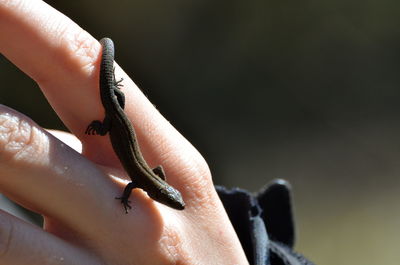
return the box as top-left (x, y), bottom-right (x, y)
top-left (0, 0), bottom-right (249, 264)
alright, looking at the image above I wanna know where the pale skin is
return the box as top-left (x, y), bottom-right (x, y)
top-left (0, 0), bottom-right (249, 264)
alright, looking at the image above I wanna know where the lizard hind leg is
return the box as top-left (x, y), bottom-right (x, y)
top-left (85, 116), bottom-right (112, 136)
top-left (85, 120), bottom-right (104, 135)
top-left (112, 66), bottom-right (125, 109)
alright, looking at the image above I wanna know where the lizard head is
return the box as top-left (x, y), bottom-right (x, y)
top-left (150, 185), bottom-right (185, 210)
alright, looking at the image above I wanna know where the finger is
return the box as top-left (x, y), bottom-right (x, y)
top-left (0, 105), bottom-right (128, 232)
top-left (0, 210), bottom-right (99, 265)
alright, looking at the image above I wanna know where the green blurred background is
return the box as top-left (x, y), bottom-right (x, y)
top-left (1, 0), bottom-right (400, 264)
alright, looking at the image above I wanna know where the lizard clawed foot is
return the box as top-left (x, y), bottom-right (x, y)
top-left (116, 196), bottom-right (132, 214)
top-left (85, 120), bottom-right (109, 136)
top-left (85, 120), bottom-right (102, 135)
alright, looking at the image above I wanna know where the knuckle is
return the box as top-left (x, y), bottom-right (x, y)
top-left (34, 29), bottom-right (98, 86)
top-left (159, 226), bottom-right (187, 264)
top-left (0, 109), bottom-right (49, 166)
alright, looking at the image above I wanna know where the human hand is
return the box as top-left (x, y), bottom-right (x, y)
top-left (0, 0), bottom-right (248, 264)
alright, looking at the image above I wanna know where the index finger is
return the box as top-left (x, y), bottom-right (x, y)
top-left (0, 0), bottom-right (153, 168)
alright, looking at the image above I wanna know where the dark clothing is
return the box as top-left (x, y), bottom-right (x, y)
top-left (216, 179), bottom-right (315, 265)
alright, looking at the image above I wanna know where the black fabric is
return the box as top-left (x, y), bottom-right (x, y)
top-left (257, 180), bottom-right (295, 248)
top-left (216, 179), bottom-right (315, 265)
top-left (216, 186), bottom-right (269, 264)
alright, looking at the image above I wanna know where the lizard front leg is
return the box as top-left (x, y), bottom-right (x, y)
top-left (85, 115), bottom-right (112, 135)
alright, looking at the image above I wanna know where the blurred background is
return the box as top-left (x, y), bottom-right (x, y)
top-left (1, 0), bottom-right (400, 264)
